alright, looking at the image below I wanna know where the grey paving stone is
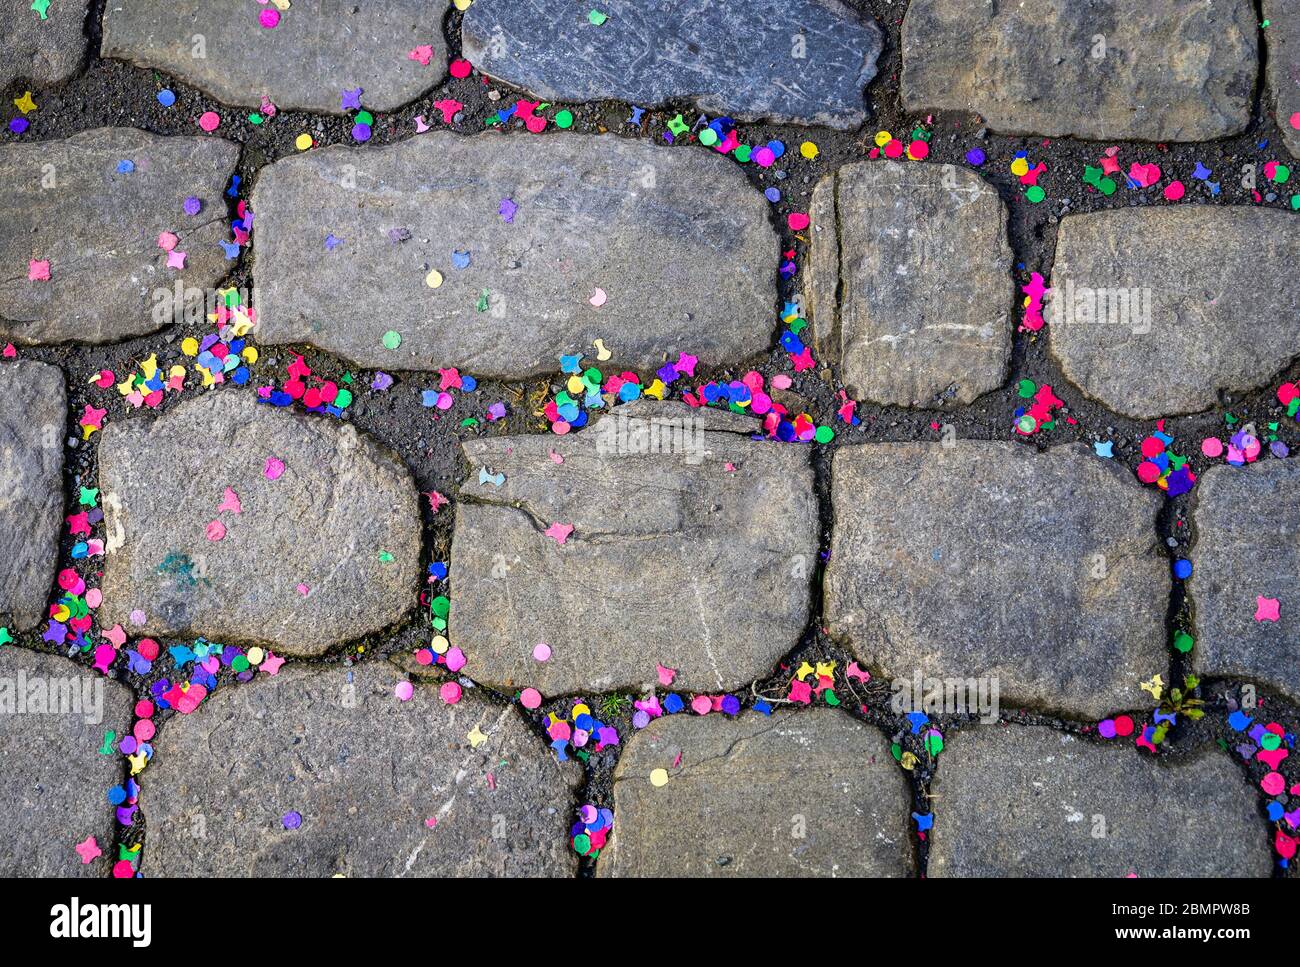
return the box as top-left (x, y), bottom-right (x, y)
top-left (901, 0), bottom-right (1257, 141)
top-left (1193, 461), bottom-right (1300, 702)
top-left (101, 0), bottom-right (447, 113)
top-left (930, 725), bottom-right (1271, 877)
top-left (598, 709), bottom-right (912, 877)
top-left (97, 390), bottom-right (421, 656)
top-left (1048, 207), bottom-right (1298, 419)
top-left (806, 160), bottom-right (1011, 407)
top-left (825, 442), bottom-right (1169, 720)
top-left (143, 661), bottom-right (580, 876)
top-left (0, 361), bottom-right (66, 634)
top-left (451, 401), bottom-right (817, 694)
top-left (1265, 0), bottom-right (1300, 158)
top-left (0, 128), bottom-right (238, 346)
top-left (0, 648), bottom-right (131, 877)
top-left (251, 131), bottom-right (777, 376)
top-left (461, 0), bottom-right (882, 129)
top-left (2, 0), bottom-right (90, 89)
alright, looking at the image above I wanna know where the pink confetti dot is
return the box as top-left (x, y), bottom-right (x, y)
top-left (264, 457), bottom-right (286, 480)
top-left (1291, 112), bottom-right (1300, 131)
top-left (205, 520), bottom-right (226, 541)
top-left (520, 687), bottom-right (542, 709)
top-left (532, 642), bottom-right (551, 662)
top-left (787, 212), bottom-right (810, 231)
top-left (449, 59), bottom-right (472, 79)
top-left (129, 609), bottom-right (147, 626)
top-left (1163, 180), bottom-right (1185, 201)
top-left (198, 111), bottom-right (221, 132)
top-left (1201, 437), bottom-right (1223, 458)
top-left (439, 681), bottom-right (462, 704)
top-left (691, 695), bottom-right (712, 715)
top-left (1262, 771), bottom-right (1286, 796)
top-left (259, 8), bottom-right (280, 28)
top-left (395, 681), bottom-right (414, 702)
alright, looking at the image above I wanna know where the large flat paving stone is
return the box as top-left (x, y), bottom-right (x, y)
top-left (0, 128), bottom-right (238, 346)
top-left (144, 662), bottom-right (580, 877)
top-left (1049, 208), bottom-right (1298, 420)
top-left (101, 1), bottom-right (446, 114)
top-left (930, 726), bottom-right (1270, 877)
top-left (451, 402), bottom-right (817, 694)
top-left (902, 0), bottom-right (1257, 142)
top-left (1266, 0), bottom-right (1300, 158)
top-left (806, 161), bottom-right (1011, 407)
top-left (462, 0), bottom-right (882, 130)
top-left (825, 443), bottom-right (1168, 720)
top-left (2, 0), bottom-right (90, 89)
top-left (1193, 461), bottom-right (1300, 702)
top-left (0, 648), bottom-right (132, 877)
top-left (0, 361), bottom-right (66, 633)
top-left (97, 390), bottom-right (421, 656)
top-left (598, 709), bottom-right (912, 877)
top-left (251, 132), bottom-right (777, 375)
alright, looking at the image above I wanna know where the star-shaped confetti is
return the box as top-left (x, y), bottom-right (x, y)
top-left (14, 91), bottom-right (37, 114)
top-left (1255, 596), bottom-right (1281, 622)
top-left (544, 522), bottom-right (574, 545)
top-left (74, 836), bottom-right (102, 865)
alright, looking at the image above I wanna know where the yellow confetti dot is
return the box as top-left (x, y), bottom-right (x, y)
top-left (566, 374), bottom-right (585, 394)
top-left (295, 133), bottom-right (313, 151)
top-left (874, 130), bottom-right (892, 147)
top-left (181, 337), bottom-right (199, 356)
top-left (431, 635), bottom-right (450, 654)
top-left (649, 768), bottom-right (669, 787)
top-left (453, 0), bottom-right (472, 9)
top-left (800, 140), bottom-right (819, 160)
top-left (571, 703), bottom-right (591, 718)
top-left (1010, 157), bottom-right (1030, 177)
top-left (247, 647), bottom-right (265, 665)
top-left (242, 346), bottom-right (259, 365)
top-left (425, 269), bottom-right (443, 288)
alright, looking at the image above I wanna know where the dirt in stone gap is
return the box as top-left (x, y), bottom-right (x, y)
top-left (2, 0), bottom-right (1295, 877)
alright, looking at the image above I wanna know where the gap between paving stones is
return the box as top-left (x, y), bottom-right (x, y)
top-left (2, 0), bottom-right (1293, 877)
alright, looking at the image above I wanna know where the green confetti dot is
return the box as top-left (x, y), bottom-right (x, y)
top-left (699, 128), bottom-right (719, 147)
top-left (0, 628), bottom-right (11, 646)
top-left (734, 144), bottom-right (751, 163)
top-left (587, 10), bottom-right (607, 25)
top-left (573, 833), bottom-right (591, 855)
top-left (355, 110), bottom-right (374, 126)
top-left (925, 733), bottom-right (944, 756)
top-left (1262, 732), bottom-right (1283, 751)
top-left (1271, 163), bottom-right (1291, 185)
top-left (382, 330), bottom-right (401, 349)
top-left (1016, 378), bottom-right (1037, 399)
top-left (335, 388), bottom-right (353, 409)
top-left (554, 109), bottom-right (573, 129)
top-left (379, 551), bottom-right (395, 563)
top-left (1099, 177), bottom-right (1117, 196)
top-left (248, 113), bottom-right (264, 125)
top-left (232, 656), bottom-right (250, 673)
top-left (1017, 414), bottom-right (1038, 433)
top-left (431, 596), bottom-right (451, 618)
top-left (1025, 185), bottom-right (1045, 203)
top-left (814, 425), bottom-right (834, 444)
top-left (1173, 631), bottom-right (1194, 653)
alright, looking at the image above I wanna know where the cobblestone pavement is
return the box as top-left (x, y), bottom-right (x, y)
top-left (0, 0), bottom-right (1297, 879)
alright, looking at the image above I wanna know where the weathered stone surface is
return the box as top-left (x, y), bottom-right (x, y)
top-left (251, 132), bottom-right (777, 375)
top-left (930, 726), bottom-right (1270, 877)
top-left (101, 1), bottom-right (446, 113)
top-left (1193, 461), bottom-right (1300, 702)
top-left (901, 0), bottom-right (1257, 141)
top-left (0, 648), bottom-right (131, 877)
top-left (0, 361), bottom-right (66, 633)
top-left (462, 0), bottom-right (882, 129)
top-left (598, 709), bottom-right (912, 877)
top-left (0, 128), bottom-right (238, 346)
top-left (2, 0), bottom-right (89, 89)
top-left (145, 661), bottom-right (579, 876)
top-left (98, 391), bottom-right (420, 656)
top-left (807, 161), bottom-right (1011, 407)
top-left (825, 443), bottom-right (1168, 719)
top-left (451, 402), bottom-right (817, 694)
top-left (1049, 208), bottom-right (1298, 420)
top-left (1265, 0), bottom-right (1300, 158)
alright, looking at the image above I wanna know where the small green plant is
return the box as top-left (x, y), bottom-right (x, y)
top-left (1152, 675), bottom-right (1205, 745)
top-left (598, 693), bottom-right (632, 718)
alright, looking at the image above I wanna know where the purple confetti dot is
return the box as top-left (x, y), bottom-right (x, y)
top-left (282, 811), bottom-right (302, 830)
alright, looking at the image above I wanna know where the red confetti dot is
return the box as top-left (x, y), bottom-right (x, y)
top-left (449, 59), bottom-right (472, 79)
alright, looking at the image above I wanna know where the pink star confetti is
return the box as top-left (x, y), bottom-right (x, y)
top-left (74, 836), bottom-right (102, 865)
top-left (217, 487), bottom-right (242, 514)
top-left (260, 652), bottom-right (285, 675)
top-left (1255, 596), bottom-right (1281, 622)
top-left (544, 522), bottom-right (574, 545)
